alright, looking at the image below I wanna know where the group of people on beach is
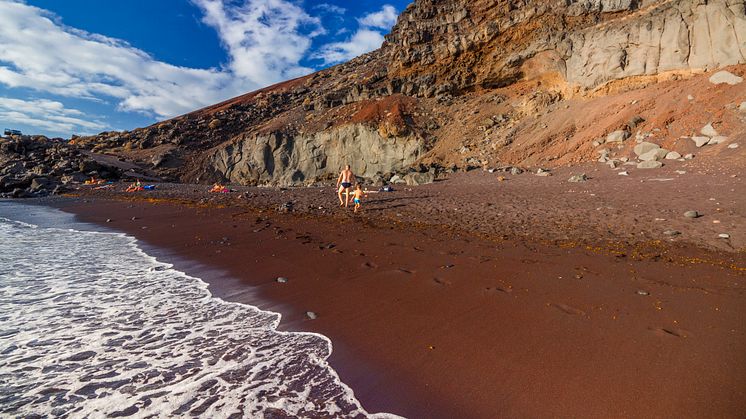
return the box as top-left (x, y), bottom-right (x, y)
top-left (336, 165), bottom-right (367, 213)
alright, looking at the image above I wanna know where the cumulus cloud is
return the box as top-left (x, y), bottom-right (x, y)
top-left (0, 97), bottom-right (107, 134)
top-left (0, 1), bottom-right (240, 120)
top-left (312, 5), bottom-right (398, 65)
top-left (357, 5), bottom-right (398, 29)
top-left (192, 0), bottom-right (323, 86)
top-left (313, 3), bottom-right (347, 15)
top-left (0, 0), bottom-right (401, 135)
top-left (312, 29), bottom-right (386, 65)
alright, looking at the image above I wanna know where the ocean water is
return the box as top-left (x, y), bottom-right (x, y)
top-left (0, 202), bottom-right (393, 418)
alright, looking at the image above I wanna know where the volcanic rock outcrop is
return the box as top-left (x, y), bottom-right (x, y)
top-left (71, 0), bottom-right (746, 186)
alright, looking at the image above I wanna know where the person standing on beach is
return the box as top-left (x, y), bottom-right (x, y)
top-left (336, 165), bottom-right (355, 207)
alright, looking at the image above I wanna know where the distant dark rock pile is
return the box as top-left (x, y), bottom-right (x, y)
top-left (0, 135), bottom-right (123, 198)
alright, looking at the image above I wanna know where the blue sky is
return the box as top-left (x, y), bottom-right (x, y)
top-left (0, 0), bottom-right (411, 138)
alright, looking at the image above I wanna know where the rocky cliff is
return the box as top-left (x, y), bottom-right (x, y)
top-left (70, 0), bottom-right (746, 187)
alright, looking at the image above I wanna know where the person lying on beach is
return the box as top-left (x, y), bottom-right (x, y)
top-left (336, 165), bottom-right (355, 207)
top-left (351, 184), bottom-right (368, 213)
top-left (125, 180), bottom-right (143, 192)
top-left (210, 183), bottom-right (229, 193)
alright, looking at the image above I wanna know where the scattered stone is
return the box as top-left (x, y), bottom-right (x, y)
top-left (637, 161), bottom-right (663, 169)
top-left (684, 153), bottom-right (695, 160)
top-left (684, 210), bottom-right (700, 219)
top-left (389, 175), bottom-right (405, 184)
top-left (638, 148), bottom-right (669, 161)
top-left (619, 157), bottom-right (629, 162)
top-left (740, 101), bottom-right (746, 112)
top-left (618, 171), bottom-right (629, 176)
top-left (665, 151), bottom-right (681, 160)
top-left (606, 130), bottom-right (630, 144)
top-left (636, 290), bottom-right (650, 296)
top-left (633, 141), bottom-right (660, 156)
top-left (592, 140), bottom-right (601, 147)
top-left (628, 116), bottom-right (645, 129)
top-left (728, 143), bottom-right (739, 149)
top-left (687, 95), bottom-right (694, 101)
top-left (509, 167), bottom-right (523, 175)
top-left (568, 174), bottom-right (588, 183)
top-left (305, 311), bottom-right (317, 320)
top-left (709, 70), bottom-right (743, 85)
top-left (663, 230), bottom-right (681, 237)
top-left (718, 234), bottom-right (731, 239)
top-left (404, 171), bottom-right (435, 186)
top-left (276, 277), bottom-right (288, 283)
top-left (700, 123), bottom-right (719, 137)
top-left (675, 170), bottom-right (686, 175)
top-left (692, 136), bottom-right (710, 147)
top-left (607, 160), bottom-right (618, 169)
top-left (708, 136), bottom-right (727, 145)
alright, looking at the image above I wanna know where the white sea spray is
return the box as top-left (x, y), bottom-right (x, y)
top-left (0, 203), bottom-right (399, 418)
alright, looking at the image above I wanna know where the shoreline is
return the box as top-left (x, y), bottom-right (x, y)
top-left (43, 187), bottom-right (746, 418)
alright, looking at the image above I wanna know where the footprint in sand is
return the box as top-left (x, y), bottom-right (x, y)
top-left (485, 286), bottom-right (513, 294)
top-left (433, 277), bottom-right (452, 286)
top-left (649, 327), bottom-right (691, 338)
top-left (550, 303), bottom-right (586, 316)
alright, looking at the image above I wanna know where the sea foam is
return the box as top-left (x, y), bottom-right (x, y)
top-left (0, 203), bottom-right (396, 418)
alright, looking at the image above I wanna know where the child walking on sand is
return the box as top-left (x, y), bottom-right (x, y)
top-left (351, 184), bottom-right (367, 213)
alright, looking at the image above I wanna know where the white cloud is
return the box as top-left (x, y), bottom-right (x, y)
top-left (312, 29), bottom-right (385, 65)
top-left (312, 5), bottom-right (398, 65)
top-left (0, 97), bottom-right (107, 134)
top-left (313, 3), bottom-right (347, 15)
top-left (0, 0), bottom-right (402, 136)
top-left (0, 1), bottom-right (240, 120)
top-left (192, 0), bottom-right (323, 86)
top-left (357, 5), bottom-right (398, 29)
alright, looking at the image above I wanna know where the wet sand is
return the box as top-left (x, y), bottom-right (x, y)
top-left (52, 168), bottom-right (746, 418)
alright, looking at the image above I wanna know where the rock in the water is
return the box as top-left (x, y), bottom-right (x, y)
top-left (692, 136), bottom-right (710, 147)
top-left (637, 160), bottom-right (663, 169)
top-left (276, 277), bottom-right (288, 283)
top-left (665, 151), bottom-right (682, 160)
top-left (700, 123), bottom-right (719, 137)
top-left (305, 311), bottom-right (317, 320)
top-left (727, 143), bottom-right (739, 149)
top-left (684, 210), bottom-right (700, 219)
top-left (638, 148), bottom-right (669, 161)
top-left (606, 130), bottom-right (630, 144)
top-left (709, 70), bottom-right (743, 85)
top-left (568, 173), bottom-right (588, 182)
top-left (633, 141), bottom-right (660, 156)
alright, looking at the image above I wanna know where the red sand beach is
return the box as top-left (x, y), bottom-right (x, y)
top-left (54, 167), bottom-right (745, 418)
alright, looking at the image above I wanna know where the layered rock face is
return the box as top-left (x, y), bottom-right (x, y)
top-left (385, 0), bottom-right (746, 91)
top-left (72, 0), bottom-right (746, 187)
top-left (208, 124), bottom-right (423, 186)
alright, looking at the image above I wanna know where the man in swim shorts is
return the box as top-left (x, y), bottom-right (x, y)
top-left (336, 165), bottom-right (355, 207)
